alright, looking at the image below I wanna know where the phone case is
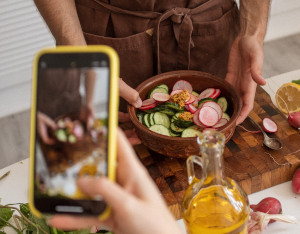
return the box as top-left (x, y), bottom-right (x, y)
top-left (29, 46), bottom-right (119, 220)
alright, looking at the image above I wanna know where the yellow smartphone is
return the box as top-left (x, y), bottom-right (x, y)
top-left (29, 46), bottom-right (119, 218)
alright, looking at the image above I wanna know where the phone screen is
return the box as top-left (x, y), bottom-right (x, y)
top-left (34, 52), bottom-right (110, 214)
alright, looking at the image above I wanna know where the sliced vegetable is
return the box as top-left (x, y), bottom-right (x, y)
top-left (148, 87), bottom-right (169, 98)
top-left (139, 102), bottom-right (157, 111)
top-left (149, 125), bottom-right (170, 136)
top-left (141, 98), bottom-right (156, 107)
top-left (202, 101), bottom-right (223, 120)
top-left (153, 112), bottom-right (170, 128)
top-left (188, 104), bottom-right (197, 114)
top-left (262, 118), bottom-right (277, 133)
top-left (185, 94), bottom-right (196, 105)
top-left (198, 97), bottom-right (216, 108)
top-left (211, 88), bottom-right (221, 99)
top-left (212, 118), bottom-right (228, 129)
top-left (172, 80), bottom-right (193, 93)
top-left (198, 106), bottom-right (219, 127)
top-left (181, 128), bottom-right (202, 137)
top-left (222, 112), bottom-right (230, 121)
top-left (217, 97), bottom-right (228, 112)
top-left (198, 88), bottom-right (216, 100)
top-left (157, 84), bottom-right (169, 92)
top-left (152, 92), bottom-right (170, 102)
top-left (192, 109), bottom-right (204, 127)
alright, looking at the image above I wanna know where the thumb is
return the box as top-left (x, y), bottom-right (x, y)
top-left (119, 79), bottom-right (142, 108)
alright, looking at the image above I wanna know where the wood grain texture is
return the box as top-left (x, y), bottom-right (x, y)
top-left (134, 86), bottom-right (300, 220)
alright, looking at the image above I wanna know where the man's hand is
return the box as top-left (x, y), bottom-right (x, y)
top-left (37, 112), bottom-right (57, 145)
top-left (119, 78), bottom-right (142, 108)
top-left (225, 36), bottom-right (266, 124)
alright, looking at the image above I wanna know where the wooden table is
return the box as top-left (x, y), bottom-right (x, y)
top-left (134, 73), bottom-right (300, 220)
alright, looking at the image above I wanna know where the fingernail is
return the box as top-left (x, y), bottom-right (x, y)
top-left (134, 97), bottom-right (142, 108)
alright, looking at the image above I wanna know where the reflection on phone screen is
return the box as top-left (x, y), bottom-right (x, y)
top-left (35, 66), bottom-right (109, 200)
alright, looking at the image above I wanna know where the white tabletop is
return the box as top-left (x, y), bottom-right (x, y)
top-left (1, 70), bottom-right (300, 233)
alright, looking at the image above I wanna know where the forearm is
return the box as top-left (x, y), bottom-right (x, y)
top-left (239, 0), bottom-right (271, 44)
top-left (34, 0), bottom-right (86, 45)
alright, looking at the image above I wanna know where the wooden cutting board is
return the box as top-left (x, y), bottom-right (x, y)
top-left (133, 86), bottom-right (300, 220)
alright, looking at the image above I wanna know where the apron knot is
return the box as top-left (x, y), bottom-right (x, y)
top-left (156, 8), bottom-right (194, 73)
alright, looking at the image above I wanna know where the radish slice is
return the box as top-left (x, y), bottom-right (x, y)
top-left (185, 94), bottom-right (196, 104)
top-left (139, 102), bottom-right (157, 111)
top-left (172, 80), bottom-right (193, 93)
top-left (198, 106), bottom-right (219, 127)
top-left (141, 98), bottom-right (156, 106)
top-left (262, 118), bottom-right (278, 133)
top-left (193, 109), bottom-right (204, 127)
top-left (184, 105), bottom-right (190, 111)
top-left (188, 104), bottom-right (198, 114)
top-left (152, 93), bottom-right (170, 102)
top-left (198, 88), bottom-right (216, 100)
top-left (170, 89), bottom-right (183, 96)
top-left (211, 88), bottom-right (221, 99)
top-left (193, 96), bottom-right (199, 105)
top-left (212, 118), bottom-right (228, 128)
top-left (202, 101), bottom-right (223, 120)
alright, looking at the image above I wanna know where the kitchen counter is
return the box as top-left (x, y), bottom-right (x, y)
top-left (0, 69), bottom-right (300, 233)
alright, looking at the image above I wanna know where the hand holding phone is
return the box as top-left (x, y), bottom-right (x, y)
top-left (29, 46), bottom-right (119, 218)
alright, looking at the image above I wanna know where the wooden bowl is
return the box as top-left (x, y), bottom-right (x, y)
top-left (128, 70), bottom-right (241, 158)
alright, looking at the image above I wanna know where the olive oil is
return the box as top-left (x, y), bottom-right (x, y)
top-left (182, 130), bottom-right (249, 234)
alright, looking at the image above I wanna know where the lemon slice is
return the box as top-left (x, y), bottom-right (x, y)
top-left (276, 82), bottom-right (300, 114)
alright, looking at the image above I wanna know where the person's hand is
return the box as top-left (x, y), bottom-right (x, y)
top-left (48, 129), bottom-right (182, 234)
top-left (119, 78), bottom-right (142, 108)
top-left (225, 36), bottom-right (266, 124)
top-left (119, 78), bottom-right (142, 145)
top-left (80, 104), bottom-right (95, 130)
top-left (37, 112), bottom-right (57, 145)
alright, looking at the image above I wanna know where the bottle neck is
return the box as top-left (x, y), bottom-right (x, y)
top-left (198, 130), bottom-right (226, 186)
top-left (203, 145), bottom-right (225, 185)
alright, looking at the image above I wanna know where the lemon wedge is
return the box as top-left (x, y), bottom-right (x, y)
top-left (276, 82), bottom-right (300, 114)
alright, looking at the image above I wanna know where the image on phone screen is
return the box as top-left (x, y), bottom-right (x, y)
top-left (33, 53), bottom-right (110, 213)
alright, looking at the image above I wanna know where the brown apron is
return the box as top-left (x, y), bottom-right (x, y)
top-left (75, 0), bottom-right (239, 111)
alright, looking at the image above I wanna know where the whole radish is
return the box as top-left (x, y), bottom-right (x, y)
top-left (250, 197), bottom-right (282, 223)
top-left (276, 93), bottom-right (300, 129)
top-left (288, 111), bottom-right (300, 129)
top-left (292, 167), bottom-right (300, 194)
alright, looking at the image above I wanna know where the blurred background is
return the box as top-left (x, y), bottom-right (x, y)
top-left (1, 0), bottom-right (300, 168)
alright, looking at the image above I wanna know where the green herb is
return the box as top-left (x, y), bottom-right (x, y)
top-left (0, 203), bottom-right (110, 234)
top-left (292, 79), bottom-right (300, 85)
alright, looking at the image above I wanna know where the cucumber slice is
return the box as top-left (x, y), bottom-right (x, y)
top-left (148, 87), bottom-right (169, 99)
top-left (149, 113), bottom-right (155, 126)
top-left (143, 114), bottom-right (151, 128)
top-left (149, 125), bottom-right (171, 136)
top-left (163, 102), bottom-right (185, 112)
top-left (153, 112), bottom-right (170, 128)
top-left (198, 97), bottom-right (216, 109)
top-left (192, 91), bottom-right (199, 96)
top-left (169, 130), bottom-right (181, 137)
top-left (157, 84), bottom-right (169, 92)
top-left (170, 122), bottom-right (185, 133)
top-left (222, 112), bottom-right (230, 121)
top-left (136, 112), bottom-right (144, 123)
top-left (159, 108), bottom-right (176, 116)
top-left (181, 128), bottom-right (202, 138)
top-left (217, 97), bottom-right (228, 112)
top-left (173, 119), bottom-right (194, 128)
